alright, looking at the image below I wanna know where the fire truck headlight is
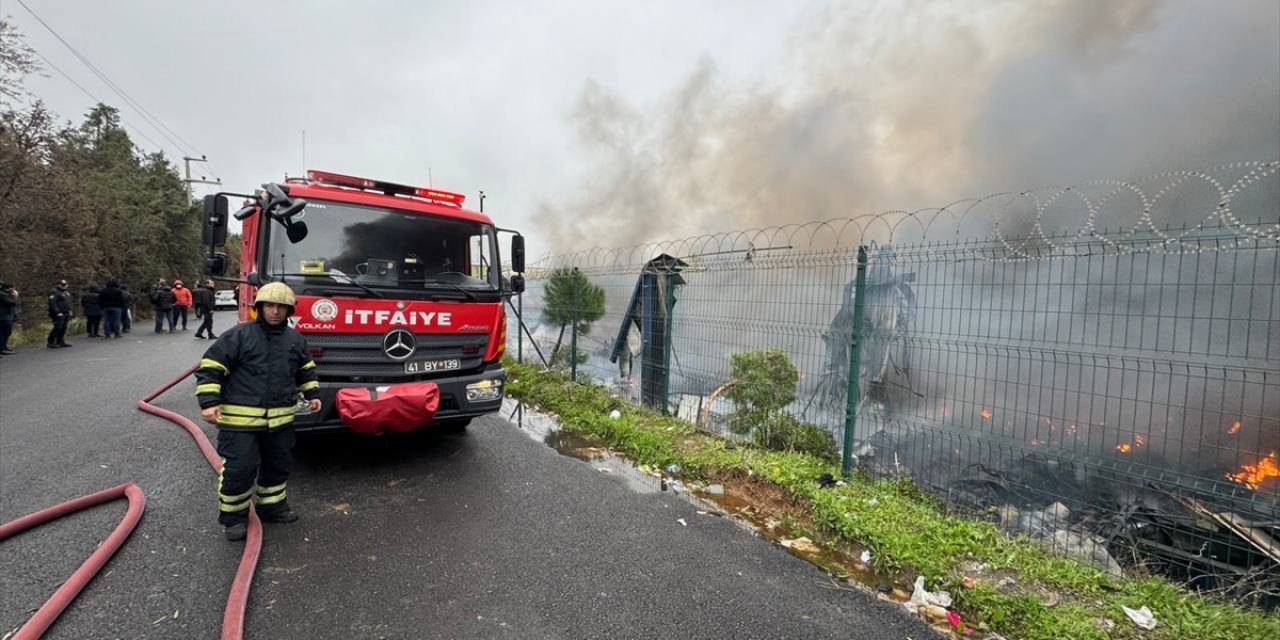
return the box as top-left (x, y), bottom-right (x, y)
top-left (465, 379), bottom-right (503, 402)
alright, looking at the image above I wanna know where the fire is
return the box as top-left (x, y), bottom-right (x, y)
top-left (1227, 452), bottom-right (1279, 490)
top-left (1227, 420), bottom-right (1242, 435)
top-left (980, 408), bottom-right (993, 419)
top-left (1135, 434), bottom-right (1146, 447)
top-left (1115, 442), bottom-right (1132, 453)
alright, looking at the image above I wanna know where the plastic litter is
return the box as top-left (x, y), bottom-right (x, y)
top-left (859, 550), bottom-right (872, 563)
top-left (609, 409), bottom-right (621, 419)
top-left (664, 464), bottom-right (681, 474)
top-left (905, 576), bottom-right (952, 614)
top-left (1121, 605), bottom-right (1157, 630)
top-left (704, 484), bottom-right (725, 495)
top-left (676, 518), bottom-right (688, 527)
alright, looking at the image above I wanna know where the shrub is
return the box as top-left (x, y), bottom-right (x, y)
top-left (753, 413), bottom-right (839, 461)
top-left (725, 349), bottom-right (798, 436)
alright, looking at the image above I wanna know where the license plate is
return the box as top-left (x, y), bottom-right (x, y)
top-left (405, 358), bottom-right (460, 374)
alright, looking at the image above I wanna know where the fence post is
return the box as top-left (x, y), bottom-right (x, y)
top-left (570, 269), bottom-right (579, 382)
top-left (660, 275), bottom-right (676, 416)
top-left (516, 290), bottom-right (523, 364)
top-left (841, 245), bottom-right (869, 478)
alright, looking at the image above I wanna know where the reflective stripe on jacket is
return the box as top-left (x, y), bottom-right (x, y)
top-left (194, 318), bottom-right (320, 430)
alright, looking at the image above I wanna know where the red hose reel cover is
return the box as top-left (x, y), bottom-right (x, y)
top-left (336, 382), bottom-right (440, 434)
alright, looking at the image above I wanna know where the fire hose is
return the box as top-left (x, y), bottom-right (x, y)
top-left (0, 365), bottom-right (261, 639)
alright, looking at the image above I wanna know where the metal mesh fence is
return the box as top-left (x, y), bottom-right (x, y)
top-left (509, 162), bottom-right (1280, 602)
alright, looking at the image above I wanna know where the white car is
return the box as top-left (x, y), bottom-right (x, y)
top-left (214, 289), bottom-right (237, 310)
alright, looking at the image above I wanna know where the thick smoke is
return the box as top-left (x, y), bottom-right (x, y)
top-left (534, 0), bottom-right (1280, 254)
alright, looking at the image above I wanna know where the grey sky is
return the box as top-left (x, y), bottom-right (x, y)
top-left (6, 0), bottom-right (1278, 258)
top-left (5, 0), bottom-right (808, 255)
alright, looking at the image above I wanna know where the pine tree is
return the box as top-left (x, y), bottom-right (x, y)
top-left (541, 267), bottom-right (606, 363)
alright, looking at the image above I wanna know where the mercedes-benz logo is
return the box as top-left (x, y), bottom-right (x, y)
top-left (382, 328), bottom-right (417, 361)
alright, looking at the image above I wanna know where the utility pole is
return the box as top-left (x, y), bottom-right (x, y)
top-left (183, 155), bottom-right (221, 203)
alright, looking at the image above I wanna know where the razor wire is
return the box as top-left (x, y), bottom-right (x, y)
top-left (527, 160), bottom-right (1279, 275)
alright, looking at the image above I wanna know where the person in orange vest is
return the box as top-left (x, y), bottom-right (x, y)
top-left (172, 280), bottom-right (194, 331)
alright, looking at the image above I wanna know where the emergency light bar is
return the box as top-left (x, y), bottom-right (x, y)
top-left (305, 169), bottom-right (467, 207)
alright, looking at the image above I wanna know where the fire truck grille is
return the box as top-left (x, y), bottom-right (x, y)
top-left (305, 332), bottom-right (489, 379)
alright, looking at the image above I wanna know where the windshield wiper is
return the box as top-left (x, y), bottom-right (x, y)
top-left (422, 282), bottom-right (479, 301)
top-left (273, 272), bottom-right (384, 298)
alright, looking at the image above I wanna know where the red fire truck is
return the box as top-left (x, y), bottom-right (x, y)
top-left (200, 170), bottom-right (525, 433)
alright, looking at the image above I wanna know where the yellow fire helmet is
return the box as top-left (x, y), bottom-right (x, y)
top-left (254, 282), bottom-right (297, 311)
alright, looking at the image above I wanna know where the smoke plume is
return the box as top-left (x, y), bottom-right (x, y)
top-left (534, 0), bottom-right (1280, 254)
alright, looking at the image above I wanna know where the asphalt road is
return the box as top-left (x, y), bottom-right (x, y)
top-left (0, 313), bottom-right (937, 640)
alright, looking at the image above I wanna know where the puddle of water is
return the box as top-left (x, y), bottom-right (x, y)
top-left (691, 488), bottom-right (902, 599)
top-left (502, 399), bottom-right (924, 614)
top-left (505, 399), bottom-right (662, 494)
top-left (543, 430), bottom-right (607, 460)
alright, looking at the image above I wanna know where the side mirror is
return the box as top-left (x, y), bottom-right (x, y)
top-left (202, 195), bottom-right (228, 247)
top-left (265, 183), bottom-right (289, 202)
top-left (277, 198), bottom-right (308, 219)
top-left (286, 220), bottom-right (309, 244)
top-left (245, 271), bottom-right (261, 286)
top-left (233, 204), bottom-right (257, 221)
top-left (509, 274), bottom-right (525, 294)
top-left (204, 252), bottom-right (228, 276)
top-left (510, 234), bottom-right (525, 273)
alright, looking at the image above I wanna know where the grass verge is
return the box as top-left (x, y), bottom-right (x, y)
top-left (505, 359), bottom-right (1280, 640)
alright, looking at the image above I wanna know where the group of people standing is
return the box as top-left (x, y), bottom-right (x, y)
top-left (146, 279), bottom-right (219, 339)
top-left (63, 279), bottom-right (135, 344)
top-left (0, 278), bottom-right (226, 353)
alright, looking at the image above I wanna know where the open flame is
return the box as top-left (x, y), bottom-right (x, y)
top-left (1227, 420), bottom-right (1242, 435)
top-left (980, 408), bottom-right (993, 419)
top-left (1116, 442), bottom-right (1132, 453)
top-left (1227, 452), bottom-right (1279, 490)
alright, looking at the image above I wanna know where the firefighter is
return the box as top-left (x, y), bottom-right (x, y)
top-left (46, 279), bottom-right (73, 348)
top-left (194, 282), bottom-right (321, 541)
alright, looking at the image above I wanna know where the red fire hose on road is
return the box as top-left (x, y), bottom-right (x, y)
top-left (138, 364), bottom-right (263, 640)
top-left (0, 484), bottom-right (145, 640)
top-left (0, 365), bottom-right (262, 639)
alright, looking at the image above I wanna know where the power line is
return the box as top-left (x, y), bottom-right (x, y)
top-left (15, 0), bottom-right (196, 155)
top-left (22, 40), bottom-right (175, 156)
top-left (14, 0), bottom-right (213, 175)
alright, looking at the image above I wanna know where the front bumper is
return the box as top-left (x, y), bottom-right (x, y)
top-left (292, 363), bottom-right (506, 433)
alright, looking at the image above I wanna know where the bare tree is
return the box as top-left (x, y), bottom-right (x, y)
top-left (0, 18), bottom-right (41, 107)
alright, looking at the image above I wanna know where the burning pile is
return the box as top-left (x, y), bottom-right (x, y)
top-left (1228, 452), bottom-right (1279, 491)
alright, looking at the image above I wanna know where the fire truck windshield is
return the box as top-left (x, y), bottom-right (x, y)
top-left (266, 199), bottom-right (501, 297)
